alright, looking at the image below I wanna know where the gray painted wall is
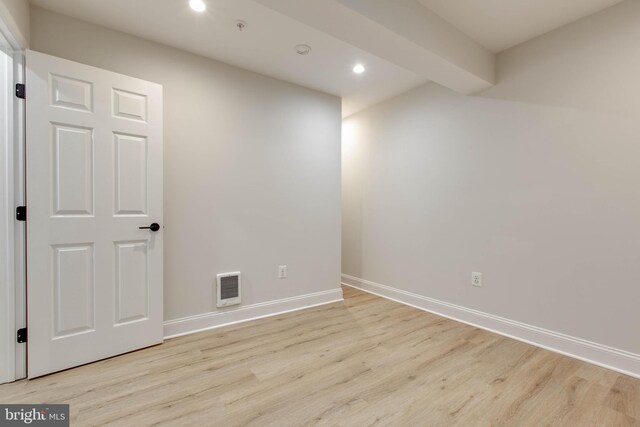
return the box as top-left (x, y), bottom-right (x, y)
top-left (342, 0), bottom-right (640, 354)
top-left (31, 6), bottom-right (342, 322)
top-left (0, 0), bottom-right (30, 47)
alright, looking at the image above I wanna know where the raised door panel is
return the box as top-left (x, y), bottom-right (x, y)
top-left (114, 133), bottom-right (147, 216)
top-left (51, 124), bottom-right (94, 216)
top-left (51, 74), bottom-right (93, 112)
top-left (52, 244), bottom-right (95, 338)
top-left (113, 88), bottom-right (147, 122)
top-left (114, 241), bottom-right (148, 325)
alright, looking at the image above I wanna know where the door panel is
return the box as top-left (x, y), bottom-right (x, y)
top-left (51, 74), bottom-right (93, 112)
top-left (114, 133), bottom-right (147, 215)
top-left (114, 241), bottom-right (148, 325)
top-left (52, 124), bottom-right (94, 216)
top-left (26, 50), bottom-right (163, 378)
top-left (52, 244), bottom-right (95, 338)
top-left (112, 88), bottom-right (146, 122)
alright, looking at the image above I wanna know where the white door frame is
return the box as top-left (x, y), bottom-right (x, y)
top-left (0, 13), bottom-right (26, 384)
top-left (11, 50), bottom-right (26, 382)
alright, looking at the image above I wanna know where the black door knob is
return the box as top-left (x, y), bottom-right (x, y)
top-left (139, 223), bottom-right (160, 232)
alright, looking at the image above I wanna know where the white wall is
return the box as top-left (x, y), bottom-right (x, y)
top-left (31, 7), bottom-right (342, 323)
top-left (343, 0), bottom-right (640, 367)
top-left (0, 0), bottom-right (29, 48)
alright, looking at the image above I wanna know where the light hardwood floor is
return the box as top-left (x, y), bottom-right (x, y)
top-left (1, 286), bottom-right (639, 426)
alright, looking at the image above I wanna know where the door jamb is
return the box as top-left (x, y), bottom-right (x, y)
top-left (12, 51), bottom-right (26, 382)
top-left (0, 15), bottom-right (26, 384)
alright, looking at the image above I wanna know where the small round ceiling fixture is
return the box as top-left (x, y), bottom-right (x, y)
top-left (295, 44), bottom-right (312, 55)
top-left (189, 0), bottom-right (206, 13)
top-left (235, 20), bottom-right (248, 31)
top-left (353, 64), bottom-right (365, 74)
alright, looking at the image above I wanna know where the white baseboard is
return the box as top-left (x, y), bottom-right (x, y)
top-left (164, 288), bottom-right (344, 339)
top-left (342, 274), bottom-right (640, 379)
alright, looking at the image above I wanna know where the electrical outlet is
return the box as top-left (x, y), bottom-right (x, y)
top-left (278, 265), bottom-right (287, 279)
top-left (472, 272), bottom-right (482, 287)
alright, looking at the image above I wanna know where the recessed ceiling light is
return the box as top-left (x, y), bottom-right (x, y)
top-left (295, 44), bottom-right (312, 55)
top-left (353, 64), bottom-right (365, 74)
top-left (189, 0), bottom-right (206, 13)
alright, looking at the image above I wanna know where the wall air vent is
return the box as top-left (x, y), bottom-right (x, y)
top-left (216, 272), bottom-right (241, 307)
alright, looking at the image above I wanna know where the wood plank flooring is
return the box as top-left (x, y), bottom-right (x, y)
top-left (1, 286), bottom-right (639, 426)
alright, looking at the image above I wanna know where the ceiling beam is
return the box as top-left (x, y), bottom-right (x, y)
top-left (254, 0), bottom-right (495, 94)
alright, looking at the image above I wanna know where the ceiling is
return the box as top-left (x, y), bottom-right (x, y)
top-left (417, 0), bottom-right (625, 53)
top-left (29, 0), bottom-right (625, 115)
top-left (28, 0), bottom-right (427, 117)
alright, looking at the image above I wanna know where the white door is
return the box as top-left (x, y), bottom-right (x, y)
top-left (26, 50), bottom-right (163, 378)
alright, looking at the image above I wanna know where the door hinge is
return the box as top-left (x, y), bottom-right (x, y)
top-left (15, 83), bottom-right (26, 99)
top-left (16, 206), bottom-right (26, 222)
top-left (17, 328), bottom-right (27, 343)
